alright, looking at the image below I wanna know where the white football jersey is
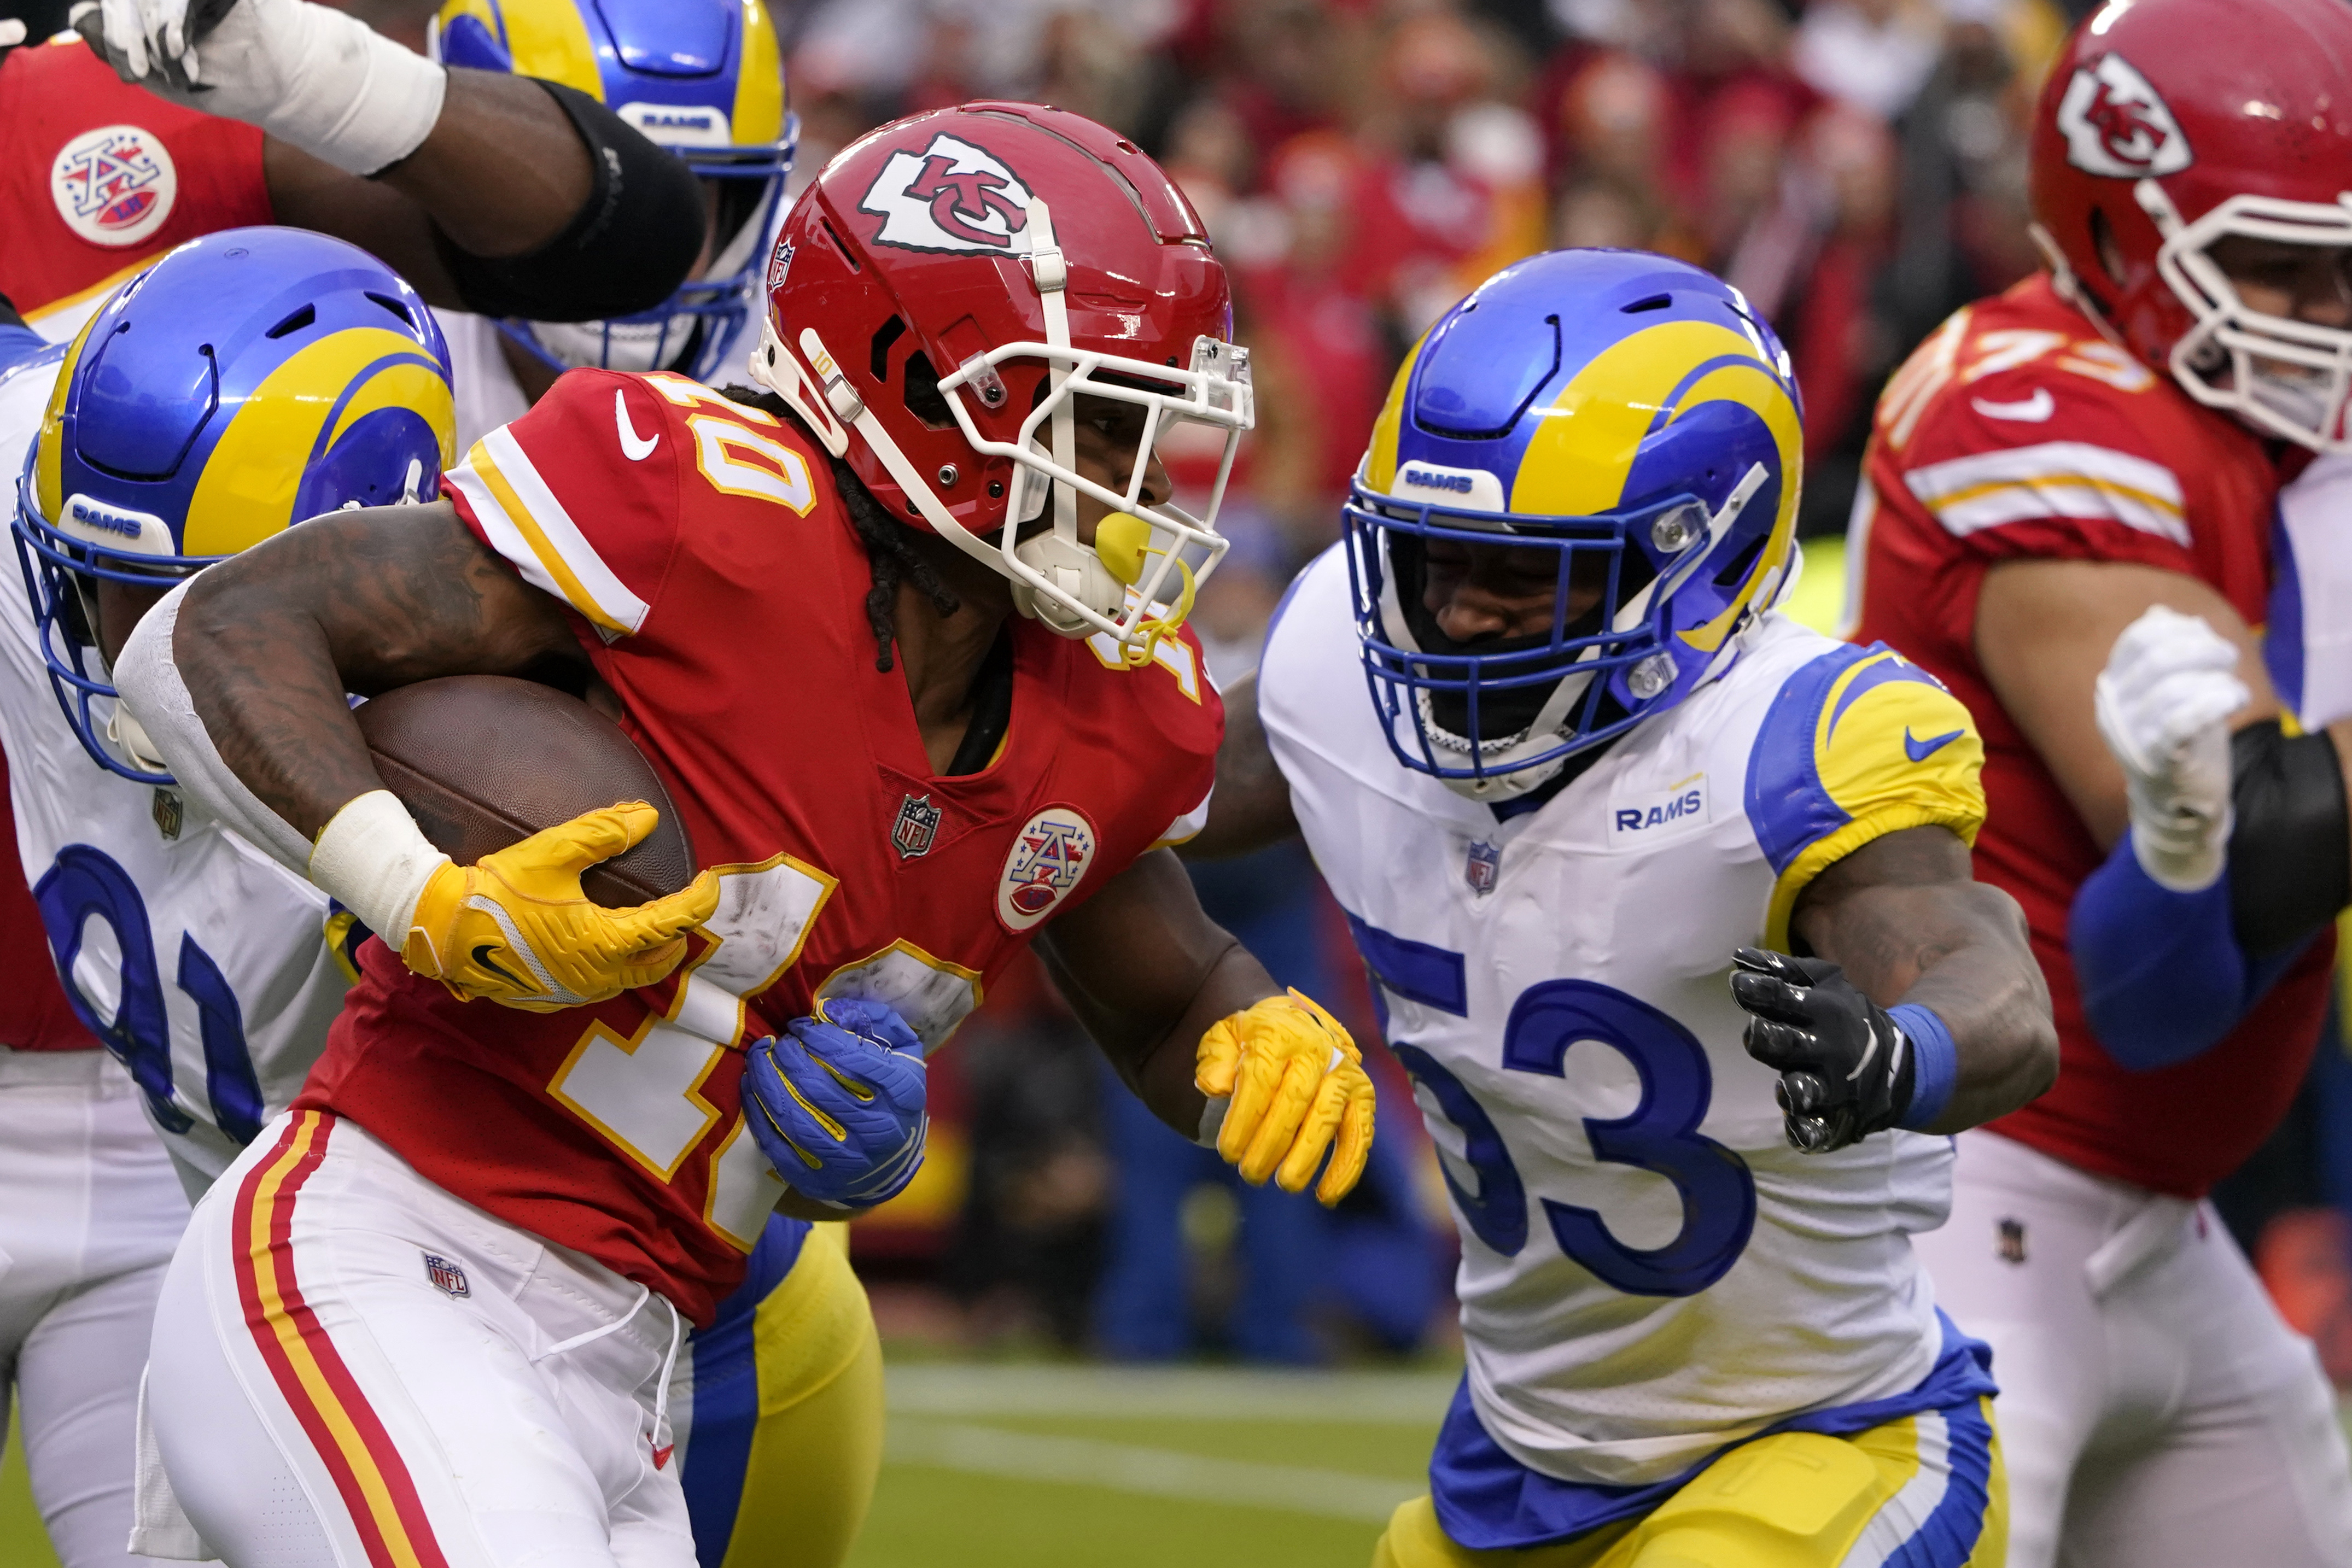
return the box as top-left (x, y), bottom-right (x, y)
top-left (0, 352), bottom-right (353, 1188)
top-left (1259, 547), bottom-right (1988, 1488)
top-left (2271, 453), bottom-right (2352, 731)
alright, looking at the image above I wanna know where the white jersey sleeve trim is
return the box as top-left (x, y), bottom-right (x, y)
top-left (447, 428), bottom-right (652, 637)
top-left (1900, 440), bottom-right (2189, 547)
top-left (1147, 785), bottom-right (1213, 852)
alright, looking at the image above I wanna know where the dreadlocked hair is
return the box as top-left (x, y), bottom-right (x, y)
top-left (718, 384), bottom-right (961, 672)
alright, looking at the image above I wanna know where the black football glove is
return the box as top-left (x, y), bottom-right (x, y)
top-left (1729, 947), bottom-right (1916, 1154)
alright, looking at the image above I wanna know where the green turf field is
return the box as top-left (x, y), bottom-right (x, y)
top-left (851, 1364), bottom-right (1450, 1568)
top-left (0, 1364), bottom-right (1451, 1568)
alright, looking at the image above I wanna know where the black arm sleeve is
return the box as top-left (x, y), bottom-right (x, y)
top-left (434, 80), bottom-right (704, 324)
top-left (2230, 718), bottom-right (2351, 955)
top-left (0, 292), bottom-right (25, 332)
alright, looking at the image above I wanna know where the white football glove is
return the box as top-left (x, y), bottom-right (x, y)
top-left (70, 0), bottom-right (443, 176)
top-left (2092, 604), bottom-right (2251, 892)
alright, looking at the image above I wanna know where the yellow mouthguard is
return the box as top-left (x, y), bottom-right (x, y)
top-left (1092, 512), bottom-right (1197, 667)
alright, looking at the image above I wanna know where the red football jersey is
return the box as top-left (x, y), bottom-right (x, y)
top-left (296, 370), bottom-right (1222, 1323)
top-left (0, 748), bottom-right (103, 1052)
top-left (1852, 273), bottom-right (2331, 1199)
top-left (0, 34), bottom-right (271, 335)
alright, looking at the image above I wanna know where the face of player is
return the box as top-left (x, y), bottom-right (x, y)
top-left (2209, 235), bottom-right (2352, 329)
top-left (1062, 393), bottom-right (1174, 544)
top-left (1419, 535), bottom-right (1610, 644)
top-left (91, 577), bottom-right (173, 670)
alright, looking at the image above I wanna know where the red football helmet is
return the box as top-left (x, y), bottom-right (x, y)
top-left (749, 103), bottom-right (1253, 652)
top-left (2029, 0), bottom-right (2352, 450)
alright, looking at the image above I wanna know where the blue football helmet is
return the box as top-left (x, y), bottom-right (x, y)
top-left (1343, 248), bottom-right (1804, 800)
top-left (436, 0), bottom-right (797, 382)
top-left (14, 227), bottom-right (456, 785)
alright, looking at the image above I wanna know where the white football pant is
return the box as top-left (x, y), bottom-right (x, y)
top-left (0, 1044), bottom-right (189, 1568)
top-left (146, 1109), bottom-right (697, 1568)
top-left (1918, 1128), bottom-right (2352, 1568)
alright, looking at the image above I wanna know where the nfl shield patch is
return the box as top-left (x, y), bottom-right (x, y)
top-left (423, 1253), bottom-right (470, 1298)
top-left (1464, 840), bottom-right (1500, 896)
top-left (892, 793), bottom-right (942, 859)
top-left (1996, 1218), bottom-right (2027, 1265)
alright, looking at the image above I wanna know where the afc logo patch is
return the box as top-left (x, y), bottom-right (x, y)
top-left (422, 1253), bottom-right (471, 1298)
top-left (997, 805), bottom-right (1096, 931)
top-left (857, 133), bottom-right (1036, 255)
top-left (892, 792), bottom-right (942, 859)
top-left (50, 124), bottom-right (178, 248)
top-left (2056, 55), bottom-right (2193, 179)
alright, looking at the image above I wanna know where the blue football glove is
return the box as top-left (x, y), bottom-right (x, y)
top-left (743, 997), bottom-right (928, 1209)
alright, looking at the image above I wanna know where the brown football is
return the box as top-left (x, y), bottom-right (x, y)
top-left (353, 675), bottom-right (696, 909)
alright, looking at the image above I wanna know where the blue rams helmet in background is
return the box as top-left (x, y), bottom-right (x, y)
top-left (436, 0), bottom-right (796, 382)
top-left (1343, 248), bottom-right (1804, 801)
top-left (14, 227), bottom-right (456, 784)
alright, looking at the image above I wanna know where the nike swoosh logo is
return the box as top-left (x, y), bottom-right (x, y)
top-left (650, 1442), bottom-right (675, 1470)
top-left (1904, 727), bottom-right (1964, 763)
top-left (470, 944), bottom-right (528, 991)
top-left (1969, 388), bottom-right (2055, 423)
top-left (615, 389), bottom-right (658, 460)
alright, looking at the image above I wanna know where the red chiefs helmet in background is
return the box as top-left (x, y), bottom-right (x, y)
top-left (749, 103), bottom-right (1253, 653)
top-left (2029, 0), bottom-right (2352, 450)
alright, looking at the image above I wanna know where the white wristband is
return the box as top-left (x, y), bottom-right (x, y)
top-left (86, 0), bottom-right (450, 177)
top-left (1195, 1095), bottom-right (1229, 1149)
top-left (307, 790), bottom-right (448, 946)
top-left (252, 4), bottom-right (446, 177)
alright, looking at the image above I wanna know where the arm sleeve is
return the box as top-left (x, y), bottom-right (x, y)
top-left (440, 367), bottom-right (684, 640)
top-left (433, 81), bottom-right (705, 324)
top-left (2069, 833), bottom-right (2307, 1070)
top-left (1744, 642), bottom-right (1987, 951)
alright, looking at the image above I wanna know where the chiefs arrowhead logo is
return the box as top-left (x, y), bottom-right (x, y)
top-left (857, 133), bottom-right (1036, 255)
top-left (2056, 55), bottom-right (2193, 179)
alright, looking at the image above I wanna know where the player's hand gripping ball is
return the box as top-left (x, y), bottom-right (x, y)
top-left (1196, 988), bottom-right (1376, 1206)
top-left (1730, 948), bottom-right (1915, 1153)
top-left (744, 998), bottom-right (929, 1210)
top-left (402, 802), bottom-right (719, 1012)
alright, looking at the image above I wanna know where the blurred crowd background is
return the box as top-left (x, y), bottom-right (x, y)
top-left (0, 0), bottom-right (2112, 1367)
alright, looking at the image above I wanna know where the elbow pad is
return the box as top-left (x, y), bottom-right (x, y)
top-left (436, 81), bottom-right (704, 324)
top-left (2228, 719), bottom-right (2350, 955)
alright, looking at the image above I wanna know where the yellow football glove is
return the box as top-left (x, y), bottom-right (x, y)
top-left (1195, 988), bottom-right (1376, 1206)
top-left (400, 802), bottom-right (719, 1012)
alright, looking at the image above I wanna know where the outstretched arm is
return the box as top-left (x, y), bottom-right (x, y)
top-left (77, 1), bottom-right (703, 318)
top-left (1179, 672), bottom-right (1299, 861)
top-left (1734, 825), bottom-right (2056, 1148)
top-left (1036, 849), bottom-right (1374, 1204)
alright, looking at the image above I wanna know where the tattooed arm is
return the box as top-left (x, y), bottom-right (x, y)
top-left (166, 500), bottom-right (586, 838)
top-left (1788, 826), bottom-right (2057, 1133)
